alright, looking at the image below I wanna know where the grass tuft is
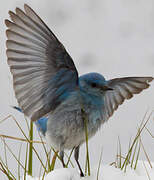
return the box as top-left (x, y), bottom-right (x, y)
top-left (114, 111), bottom-right (153, 173)
top-left (0, 110), bottom-right (153, 179)
top-left (0, 114), bottom-right (80, 179)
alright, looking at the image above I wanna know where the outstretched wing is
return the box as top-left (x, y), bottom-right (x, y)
top-left (6, 4), bottom-right (78, 121)
top-left (103, 77), bottom-right (153, 121)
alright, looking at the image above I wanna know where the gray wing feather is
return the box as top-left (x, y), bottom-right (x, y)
top-left (103, 77), bottom-right (153, 120)
top-left (6, 4), bottom-right (78, 121)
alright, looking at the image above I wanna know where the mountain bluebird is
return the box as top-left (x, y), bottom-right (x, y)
top-left (5, 4), bottom-right (153, 176)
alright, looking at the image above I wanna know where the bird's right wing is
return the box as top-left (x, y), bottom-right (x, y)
top-left (6, 4), bottom-right (78, 121)
top-left (103, 77), bottom-right (153, 121)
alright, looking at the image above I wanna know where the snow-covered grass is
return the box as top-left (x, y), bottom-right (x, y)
top-left (24, 161), bottom-right (154, 180)
top-left (0, 111), bottom-right (154, 180)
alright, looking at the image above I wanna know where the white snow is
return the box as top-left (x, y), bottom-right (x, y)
top-left (23, 161), bottom-right (154, 180)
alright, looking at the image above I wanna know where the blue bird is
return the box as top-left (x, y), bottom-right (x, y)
top-left (6, 4), bottom-right (153, 176)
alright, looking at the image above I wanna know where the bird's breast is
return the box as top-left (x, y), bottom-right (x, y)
top-left (46, 91), bottom-right (104, 150)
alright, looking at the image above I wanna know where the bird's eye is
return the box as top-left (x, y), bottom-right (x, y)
top-left (91, 82), bottom-right (97, 88)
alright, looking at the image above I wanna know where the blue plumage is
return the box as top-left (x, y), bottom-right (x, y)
top-left (35, 117), bottom-right (48, 136)
top-left (13, 106), bottom-right (48, 136)
top-left (6, 5), bottom-right (153, 176)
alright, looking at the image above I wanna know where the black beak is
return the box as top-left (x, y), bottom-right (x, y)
top-left (106, 87), bottom-right (113, 91)
top-left (101, 85), bottom-right (113, 91)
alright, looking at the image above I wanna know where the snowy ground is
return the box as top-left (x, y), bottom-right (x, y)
top-left (24, 161), bottom-right (154, 180)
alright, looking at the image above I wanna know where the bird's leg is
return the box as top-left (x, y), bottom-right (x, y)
top-left (74, 145), bottom-right (84, 177)
top-left (60, 150), bottom-right (66, 168)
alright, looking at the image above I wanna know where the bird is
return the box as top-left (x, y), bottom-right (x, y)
top-left (5, 4), bottom-right (153, 177)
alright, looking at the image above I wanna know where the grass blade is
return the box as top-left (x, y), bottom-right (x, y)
top-left (81, 108), bottom-right (90, 176)
top-left (143, 161), bottom-right (151, 180)
top-left (130, 138), bottom-right (138, 168)
top-left (140, 138), bottom-right (152, 169)
top-left (134, 138), bottom-right (141, 170)
top-left (96, 148), bottom-right (103, 180)
top-left (121, 113), bottom-right (151, 170)
top-left (28, 121), bottom-right (33, 176)
top-left (66, 148), bottom-right (74, 168)
top-left (0, 161), bottom-right (15, 180)
top-left (1, 138), bottom-right (25, 170)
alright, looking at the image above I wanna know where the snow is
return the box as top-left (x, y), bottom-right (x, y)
top-left (25, 168), bottom-right (80, 180)
top-left (23, 161), bottom-right (154, 180)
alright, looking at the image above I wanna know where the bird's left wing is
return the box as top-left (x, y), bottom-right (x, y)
top-left (6, 4), bottom-right (78, 121)
top-left (103, 77), bottom-right (153, 121)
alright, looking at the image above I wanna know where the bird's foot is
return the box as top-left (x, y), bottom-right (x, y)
top-left (80, 171), bottom-right (84, 177)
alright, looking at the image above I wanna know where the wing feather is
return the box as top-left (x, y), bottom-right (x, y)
top-left (103, 77), bottom-right (153, 121)
top-left (6, 4), bottom-right (78, 121)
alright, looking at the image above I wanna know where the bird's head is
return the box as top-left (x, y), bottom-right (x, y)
top-left (79, 73), bottom-right (113, 95)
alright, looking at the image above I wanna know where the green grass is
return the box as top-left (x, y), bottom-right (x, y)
top-left (0, 111), bottom-right (91, 179)
top-left (113, 111), bottom-right (153, 172)
top-left (28, 121), bottom-right (33, 176)
top-left (0, 115), bottom-right (75, 179)
top-left (0, 110), bottom-right (153, 179)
